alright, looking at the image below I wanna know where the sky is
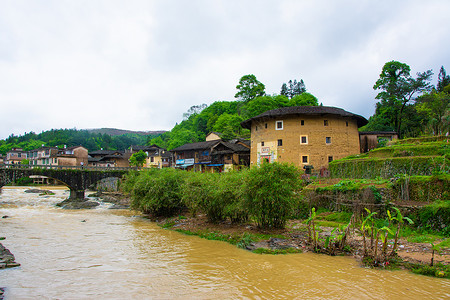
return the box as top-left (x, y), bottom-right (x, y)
top-left (1, 0), bottom-right (449, 139)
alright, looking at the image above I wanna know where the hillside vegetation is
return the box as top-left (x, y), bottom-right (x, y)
top-left (0, 128), bottom-right (160, 154)
top-left (329, 137), bottom-right (450, 179)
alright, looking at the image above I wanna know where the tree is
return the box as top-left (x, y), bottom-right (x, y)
top-left (280, 79), bottom-right (306, 99)
top-left (437, 66), bottom-right (450, 92)
top-left (416, 90), bottom-right (450, 135)
top-left (129, 150), bottom-right (147, 167)
top-left (287, 92), bottom-right (318, 107)
top-left (373, 61), bottom-right (433, 137)
top-left (183, 104), bottom-right (208, 121)
top-left (243, 95), bottom-right (288, 118)
top-left (234, 74), bottom-right (265, 102)
top-left (212, 113), bottom-right (244, 139)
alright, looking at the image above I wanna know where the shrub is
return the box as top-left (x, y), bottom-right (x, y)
top-left (130, 168), bottom-right (186, 217)
top-left (410, 201), bottom-right (450, 236)
top-left (245, 163), bottom-right (302, 229)
top-left (218, 170), bottom-right (248, 223)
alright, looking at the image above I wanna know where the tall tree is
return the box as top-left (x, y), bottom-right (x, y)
top-left (437, 66), bottom-right (450, 92)
top-left (373, 61), bottom-right (433, 137)
top-left (234, 74), bottom-right (266, 102)
top-left (280, 79), bottom-right (306, 99)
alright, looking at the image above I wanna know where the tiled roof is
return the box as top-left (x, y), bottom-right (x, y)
top-left (170, 140), bottom-right (220, 152)
top-left (171, 139), bottom-right (250, 153)
top-left (240, 106), bottom-right (368, 129)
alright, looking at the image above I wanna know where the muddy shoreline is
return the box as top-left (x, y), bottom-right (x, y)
top-left (155, 214), bottom-right (450, 267)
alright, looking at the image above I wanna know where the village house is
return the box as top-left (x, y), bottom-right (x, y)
top-left (88, 150), bottom-right (129, 167)
top-left (359, 131), bottom-right (399, 153)
top-left (127, 145), bottom-right (172, 168)
top-left (240, 106), bottom-right (368, 172)
top-left (4, 148), bottom-right (28, 165)
top-left (171, 133), bottom-right (250, 172)
top-left (56, 146), bottom-right (89, 167)
top-left (28, 146), bottom-right (59, 166)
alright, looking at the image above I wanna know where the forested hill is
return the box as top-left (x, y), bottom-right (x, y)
top-left (149, 75), bottom-right (319, 150)
top-left (0, 128), bottom-right (163, 154)
top-left (87, 128), bottom-right (166, 136)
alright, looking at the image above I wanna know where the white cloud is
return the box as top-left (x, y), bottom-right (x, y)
top-left (0, 0), bottom-right (449, 139)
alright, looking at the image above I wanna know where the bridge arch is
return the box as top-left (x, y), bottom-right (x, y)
top-left (0, 166), bottom-right (130, 200)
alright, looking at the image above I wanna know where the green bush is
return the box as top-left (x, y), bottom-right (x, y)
top-left (130, 168), bottom-right (186, 217)
top-left (390, 175), bottom-right (450, 202)
top-left (329, 156), bottom-right (449, 179)
top-left (410, 201), bottom-right (450, 236)
top-left (245, 163), bottom-right (303, 229)
top-left (181, 172), bottom-right (213, 218)
top-left (218, 171), bottom-right (248, 223)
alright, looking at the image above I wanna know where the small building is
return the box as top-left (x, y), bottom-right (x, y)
top-left (57, 146), bottom-right (88, 167)
top-left (240, 106), bottom-right (368, 171)
top-left (5, 148), bottom-right (28, 165)
top-left (127, 145), bottom-right (172, 168)
top-left (0, 155), bottom-right (4, 164)
top-left (171, 138), bottom-right (250, 172)
top-left (359, 131), bottom-right (399, 153)
top-left (28, 146), bottom-right (59, 166)
top-left (88, 150), bottom-right (129, 168)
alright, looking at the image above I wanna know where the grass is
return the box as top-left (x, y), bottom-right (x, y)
top-left (400, 226), bottom-right (448, 244)
top-left (172, 228), bottom-right (288, 247)
top-left (253, 248), bottom-right (302, 254)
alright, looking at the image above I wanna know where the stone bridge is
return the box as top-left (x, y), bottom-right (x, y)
top-left (0, 165), bottom-right (132, 199)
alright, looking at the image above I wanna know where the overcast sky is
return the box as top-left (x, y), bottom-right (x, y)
top-left (1, 0), bottom-right (449, 139)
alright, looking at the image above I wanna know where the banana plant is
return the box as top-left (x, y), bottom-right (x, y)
top-left (389, 207), bottom-right (414, 257)
top-left (306, 207), bottom-right (318, 251)
top-left (361, 209), bottom-right (377, 257)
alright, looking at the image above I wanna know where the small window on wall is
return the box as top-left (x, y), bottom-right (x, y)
top-left (255, 126), bottom-right (258, 131)
top-left (324, 120), bottom-right (329, 126)
top-left (328, 156), bottom-right (333, 163)
top-left (278, 139), bottom-right (283, 146)
top-left (346, 121), bottom-right (349, 127)
top-left (302, 155), bottom-right (308, 164)
top-left (301, 120), bottom-right (305, 126)
top-left (265, 123), bottom-right (268, 129)
top-left (300, 135), bottom-right (308, 144)
top-left (261, 141), bottom-right (265, 146)
top-left (276, 120), bottom-right (283, 130)
top-left (326, 137), bottom-right (331, 144)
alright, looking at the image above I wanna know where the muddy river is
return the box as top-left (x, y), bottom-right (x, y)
top-left (1, 187), bottom-right (449, 299)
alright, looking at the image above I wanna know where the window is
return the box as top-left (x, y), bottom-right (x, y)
top-left (328, 156), bottom-right (333, 163)
top-left (278, 139), bottom-right (283, 146)
top-left (150, 157), bottom-right (154, 162)
top-left (276, 120), bottom-right (283, 130)
top-left (302, 156), bottom-right (308, 164)
top-left (301, 120), bottom-right (304, 126)
top-left (346, 121), bottom-right (349, 127)
top-left (326, 137), bottom-right (331, 144)
top-left (324, 120), bottom-right (329, 126)
top-left (265, 123), bottom-right (268, 129)
top-left (300, 135), bottom-right (308, 144)
top-left (261, 141), bottom-right (265, 146)
top-left (255, 126), bottom-right (258, 131)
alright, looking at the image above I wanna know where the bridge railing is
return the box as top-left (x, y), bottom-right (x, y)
top-left (0, 164), bottom-right (139, 171)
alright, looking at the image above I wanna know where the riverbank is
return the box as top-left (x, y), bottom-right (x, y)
top-left (156, 213), bottom-right (450, 277)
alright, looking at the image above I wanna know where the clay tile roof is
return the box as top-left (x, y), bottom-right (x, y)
top-left (170, 140), bottom-right (220, 152)
top-left (240, 106), bottom-right (368, 129)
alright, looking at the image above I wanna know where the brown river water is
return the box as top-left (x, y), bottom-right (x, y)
top-left (0, 187), bottom-right (449, 299)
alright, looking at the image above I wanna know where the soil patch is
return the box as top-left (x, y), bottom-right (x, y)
top-left (157, 214), bottom-right (450, 265)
